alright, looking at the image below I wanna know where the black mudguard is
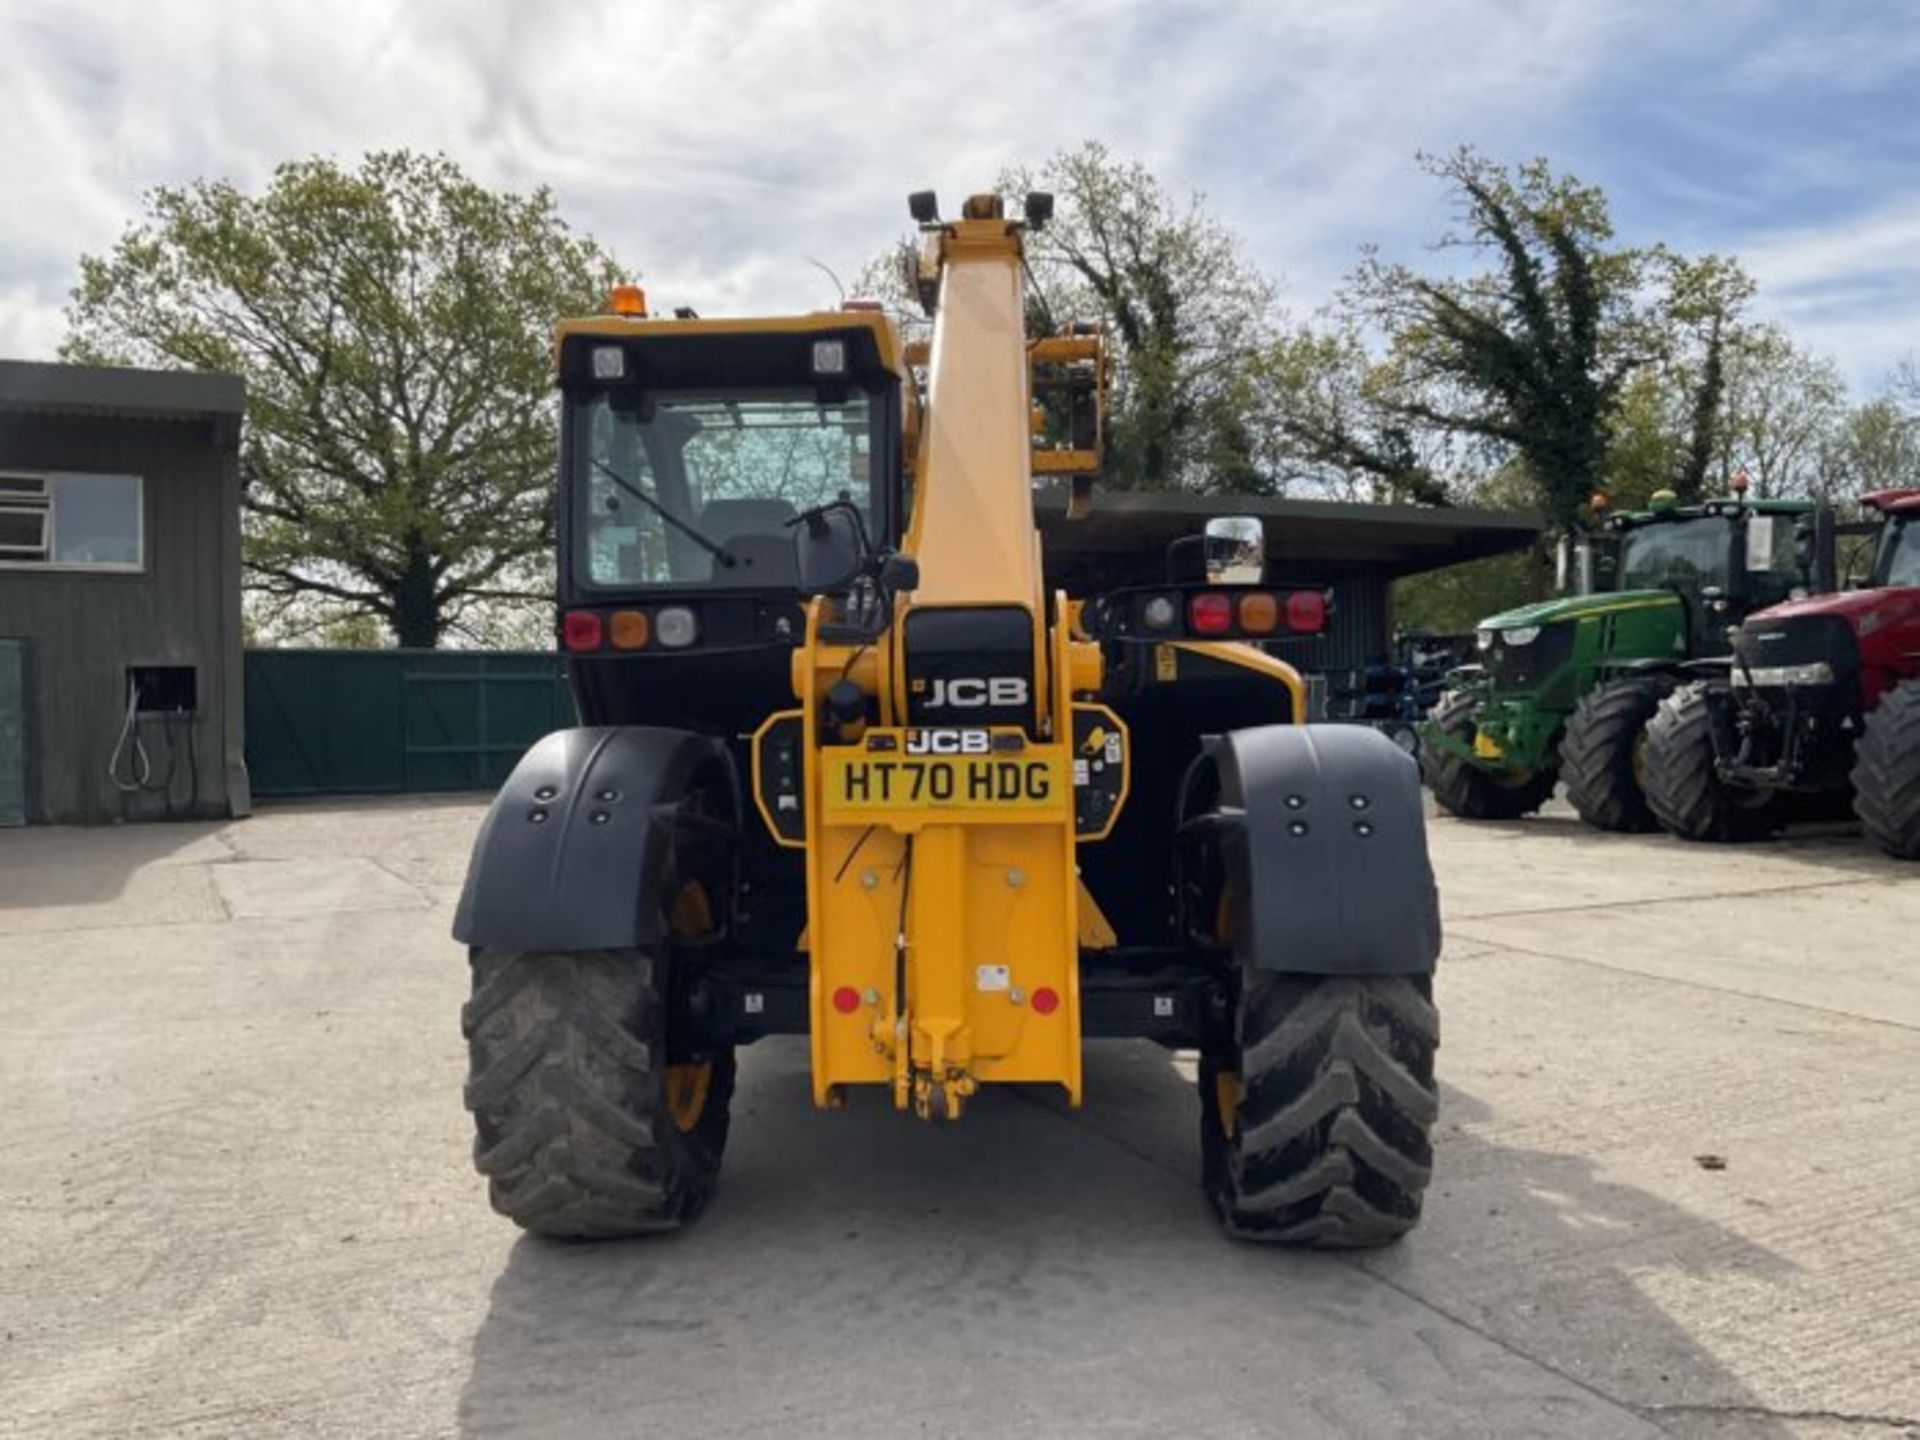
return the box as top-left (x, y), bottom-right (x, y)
top-left (452, 726), bottom-right (735, 952)
top-left (1185, 724), bottom-right (1440, 975)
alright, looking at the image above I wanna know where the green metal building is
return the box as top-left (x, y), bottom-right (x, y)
top-left (0, 360), bottom-right (249, 825)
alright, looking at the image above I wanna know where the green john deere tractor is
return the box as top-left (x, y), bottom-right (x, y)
top-left (1419, 489), bottom-right (1825, 829)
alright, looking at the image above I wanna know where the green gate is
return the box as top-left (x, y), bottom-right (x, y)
top-left (245, 650), bottom-right (575, 796)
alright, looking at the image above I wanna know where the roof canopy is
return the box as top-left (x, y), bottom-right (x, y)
top-left (0, 359), bottom-right (245, 425)
top-left (1034, 485), bottom-right (1542, 585)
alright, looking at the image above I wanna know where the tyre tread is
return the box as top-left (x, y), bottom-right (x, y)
top-left (1643, 683), bottom-right (1781, 843)
top-left (1853, 681), bottom-right (1920, 859)
top-left (1205, 974), bottom-right (1439, 1249)
top-left (1559, 677), bottom-right (1671, 832)
top-left (463, 948), bottom-right (731, 1239)
top-left (1420, 692), bottom-right (1556, 821)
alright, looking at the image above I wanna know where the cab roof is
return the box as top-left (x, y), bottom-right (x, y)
top-left (553, 309), bottom-right (906, 379)
top-left (1606, 496), bottom-right (1812, 530)
top-left (1864, 487), bottom-right (1920, 516)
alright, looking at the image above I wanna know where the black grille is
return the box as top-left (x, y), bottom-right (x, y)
top-left (1735, 614), bottom-right (1858, 674)
top-left (1483, 623), bottom-right (1575, 693)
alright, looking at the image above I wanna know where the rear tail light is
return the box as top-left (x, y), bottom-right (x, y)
top-left (1285, 590), bottom-right (1327, 634)
top-left (1237, 592), bottom-right (1279, 635)
top-left (609, 610), bottom-right (650, 649)
top-left (1188, 592), bottom-right (1233, 636)
top-left (562, 611), bottom-right (604, 652)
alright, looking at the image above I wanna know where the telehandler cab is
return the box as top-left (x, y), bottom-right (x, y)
top-left (453, 191), bottom-right (1441, 1247)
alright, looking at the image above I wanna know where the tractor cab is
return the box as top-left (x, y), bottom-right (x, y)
top-left (552, 304), bottom-right (908, 734)
top-left (1602, 491), bottom-right (1814, 656)
top-left (1868, 489), bottom-right (1920, 588)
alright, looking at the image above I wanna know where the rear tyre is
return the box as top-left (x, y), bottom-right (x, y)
top-left (1201, 973), bottom-right (1438, 1248)
top-left (1420, 691), bottom-right (1557, 820)
top-left (1559, 676), bottom-right (1673, 832)
top-left (1853, 681), bottom-right (1920, 860)
top-left (1643, 683), bottom-right (1782, 842)
top-left (463, 947), bottom-right (735, 1238)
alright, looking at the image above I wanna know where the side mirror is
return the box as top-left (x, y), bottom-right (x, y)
top-left (1795, 508), bottom-right (1837, 593)
top-left (1204, 516), bottom-right (1265, 585)
top-left (793, 503), bottom-right (870, 595)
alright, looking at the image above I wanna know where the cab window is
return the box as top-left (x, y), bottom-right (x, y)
top-left (1617, 517), bottom-right (1731, 592)
top-left (1880, 519), bottom-right (1920, 588)
top-left (577, 388), bottom-right (875, 589)
top-left (1741, 513), bottom-right (1804, 608)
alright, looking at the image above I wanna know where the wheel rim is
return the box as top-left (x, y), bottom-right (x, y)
top-left (1463, 712), bottom-right (1540, 791)
top-left (1214, 1069), bottom-right (1242, 1140)
top-left (669, 879), bottom-right (714, 938)
top-left (665, 1061), bottom-right (713, 1133)
top-left (665, 878), bottom-right (717, 1133)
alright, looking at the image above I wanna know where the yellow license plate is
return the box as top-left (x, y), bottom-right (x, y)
top-left (823, 753), bottom-right (1061, 814)
top-left (1473, 731), bottom-right (1505, 759)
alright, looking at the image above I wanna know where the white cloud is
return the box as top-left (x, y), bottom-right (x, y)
top-left (1740, 202), bottom-right (1920, 389)
top-left (4, 0), bottom-right (1911, 402)
top-left (0, 0), bottom-right (1658, 360)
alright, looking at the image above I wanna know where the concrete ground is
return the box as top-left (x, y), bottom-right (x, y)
top-left (2, 796), bottom-right (1917, 1440)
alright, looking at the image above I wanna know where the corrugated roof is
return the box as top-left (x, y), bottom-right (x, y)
top-left (1034, 483), bottom-right (1542, 582)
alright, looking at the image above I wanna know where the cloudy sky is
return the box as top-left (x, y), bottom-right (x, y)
top-left (3, 0), bottom-right (1918, 390)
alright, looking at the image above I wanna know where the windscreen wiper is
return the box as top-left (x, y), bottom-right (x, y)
top-left (590, 458), bottom-right (734, 567)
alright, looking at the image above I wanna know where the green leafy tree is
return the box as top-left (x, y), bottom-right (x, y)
top-left (1599, 368), bottom-right (1687, 511)
top-left (1654, 252), bottom-right (1753, 502)
top-left (1261, 322), bottom-right (1458, 504)
top-left (1715, 324), bottom-right (1847, 499)
top-left (858, 143), bottom-right (1284, 493)
top-left (1005, 143), bottom-right (1282, 492)
top-left (1831, 395), bottom-right (1920, 498)
top-left (1392, 468), bottom-right (1537, 631)
top-left (1334, 150), bottom-right (1761, 534)
top-left (1828, 360), bottom-right (1920, 502)
top-left (64, 151), bottom-right (624, 647)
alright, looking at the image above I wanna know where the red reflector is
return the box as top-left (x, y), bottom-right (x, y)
top-left (1031, 986), bottom-right (1060, 1015)
top-left (1188, 592), bottom-right (1233, 636)
top-left (831, 985), bottom-right (861, 1014)
top-left (562, 611), bottom-right (604, 651)
top-left (1285, 590), bottom-right (1326, 634)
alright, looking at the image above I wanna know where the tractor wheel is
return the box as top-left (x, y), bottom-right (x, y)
top-left (1559, 676), bottom-right (1673, 832)
top-left (1200, 973), bottom-right (1438, 1248)
top-left (1852, 680), bottom-right (1920, 860)
top-left (1419, 691), bottom-right (1557, 820)
top-left (463, 947), bottom-right (735, 1238)
top-left (1643, 683), bottom-right (1782, 843)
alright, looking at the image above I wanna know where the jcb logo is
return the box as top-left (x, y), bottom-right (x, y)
top-left (927, 677), bottom-right (1029, 709)
top-left (905, 729), bottom-right (991, 755)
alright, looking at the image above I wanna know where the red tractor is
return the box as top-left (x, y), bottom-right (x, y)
top-left (1642, 488), bottom-right (1920, 857)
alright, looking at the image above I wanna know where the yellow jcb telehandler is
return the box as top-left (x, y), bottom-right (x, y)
top-left (453, 190), bottom-right (1441, 1246)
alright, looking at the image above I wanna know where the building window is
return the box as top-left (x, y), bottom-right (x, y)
top-left (0, 471), bottom-right (144, 572)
